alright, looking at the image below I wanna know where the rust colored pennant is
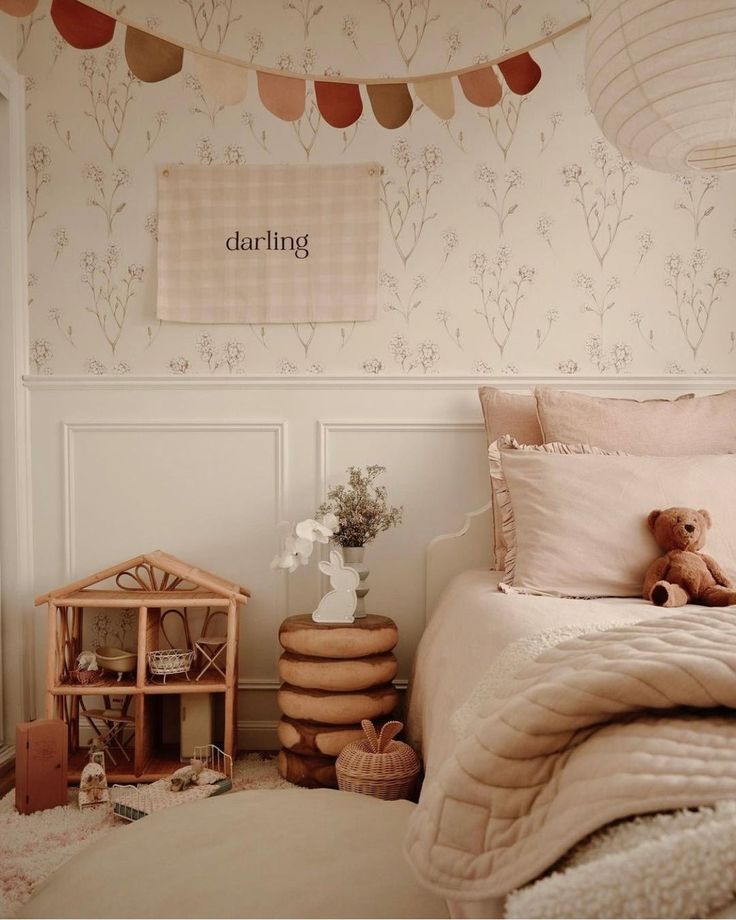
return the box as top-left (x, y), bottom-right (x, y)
top-left (257, 71), bottom-right (305, 121)
top-left (50, 0), bottom-right (114, 49)
top-left (194, 53), bottom-right (248, 105)
top-left (458, 67), bottom-right (502, 107)
top-left (0, 0), bottom-right (38, 15)
top-left (414, 77), bottom-right (455, 120)
top-left (366, 82), bottom-right (413, 129)
top-left (498, 52), bottom-right (542, 95)
top-left (314, 81), bottom-right (363, 128)
top-left (125, 26), bottom-right (183, 82)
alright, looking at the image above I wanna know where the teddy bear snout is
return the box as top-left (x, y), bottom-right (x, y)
top-left (684, 523), bottom-right (695, 533)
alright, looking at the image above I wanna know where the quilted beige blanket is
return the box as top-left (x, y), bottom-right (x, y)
top-left (405, 609), bottom-right (736, 901)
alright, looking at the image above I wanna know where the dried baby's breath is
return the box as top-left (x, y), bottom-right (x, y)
top-left (318, 465), bottom-right (402, 548)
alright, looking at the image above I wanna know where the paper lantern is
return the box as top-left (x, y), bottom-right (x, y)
top-left (586, 0), bottom-right (736, 173)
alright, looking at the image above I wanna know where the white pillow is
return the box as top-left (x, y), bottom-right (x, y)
top-left (492, 441), bottom-right (736, 598)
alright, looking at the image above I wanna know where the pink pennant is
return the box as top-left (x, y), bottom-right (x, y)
top-left (0, 0), bottom-right (39, 15)
top-left (257, 71), bottom-right (305, 121)
top-left (458, 67), bottom-right (502, 108)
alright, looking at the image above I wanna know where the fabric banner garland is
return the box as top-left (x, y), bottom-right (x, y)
top-left (156, 163), bottom-right (381, 325)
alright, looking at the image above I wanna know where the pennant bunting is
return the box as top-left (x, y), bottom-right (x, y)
top-left (194, 53), bottom-right (248, 105)
top-left (0, 0), bottom-right (38, 16)
top-left (414, 77), bottom-right (455, 120)
top-left (125, 26), bottom-right (183, 83)
top-left (366, 82), bottom-right (413, 129)
top-left (257, 71), bottom-right (305, 121)
top-left (2, 0), bottom-right (568, 128)
top-left (315, 81), bottom-right (363, 128)
top-left (50, 0), bottom-right (114, 49)
top-left (497, 52), bottom-right (542, 95)
top-left (458, 67), bottom-right (502, 107)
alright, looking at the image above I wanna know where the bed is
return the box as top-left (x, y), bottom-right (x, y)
top-left (404, 386), bottom-right (736, 917)
top-left (407, 535), bottom-right (736, 918)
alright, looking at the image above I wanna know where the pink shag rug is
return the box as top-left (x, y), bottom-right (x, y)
top-left (0, 753), bottom-right (292, 918)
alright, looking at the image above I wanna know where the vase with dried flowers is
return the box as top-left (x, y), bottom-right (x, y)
top-left (317, 465), bottom-right (403, 617)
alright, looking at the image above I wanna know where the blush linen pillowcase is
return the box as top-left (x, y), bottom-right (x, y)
top-left (535, 386), bottom-right (736, 454)
top-left (478, 387), bottom-right (543, 569)
top-left (489, 437), bottom-right (736, 598)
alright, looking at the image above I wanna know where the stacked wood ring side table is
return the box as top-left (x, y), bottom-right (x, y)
top-left (277, 614), bottom-right (399, 788)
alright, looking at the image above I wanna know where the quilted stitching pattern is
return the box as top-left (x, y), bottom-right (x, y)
top-left (405, 610), bottom-right (736, 899)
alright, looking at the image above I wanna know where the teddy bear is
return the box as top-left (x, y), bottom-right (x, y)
top-left (643, 506), bottom-right (736, 607)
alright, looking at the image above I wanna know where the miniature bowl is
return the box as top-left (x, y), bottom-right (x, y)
top-left (95, 646), bottom-right (137, 679)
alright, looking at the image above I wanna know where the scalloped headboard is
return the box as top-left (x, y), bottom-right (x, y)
top-left (425, 499), bottom-right (492, 621)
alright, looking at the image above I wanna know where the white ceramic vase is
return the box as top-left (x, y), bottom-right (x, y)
top-left (342, 546), bottom-right (369, 618)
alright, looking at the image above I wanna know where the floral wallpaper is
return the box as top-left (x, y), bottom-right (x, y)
top-left (14, 0), bottom-right (736, 377)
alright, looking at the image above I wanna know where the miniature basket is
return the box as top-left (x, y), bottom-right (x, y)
top-left (147, 648), bottom-right (194, 681)
top-left (68, 668), bottom-right (104, 686)
top-left (336, 720), bottom-right (421, 801)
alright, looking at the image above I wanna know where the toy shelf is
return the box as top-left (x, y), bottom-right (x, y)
top-left (36, 551), bottom-right (249, 783)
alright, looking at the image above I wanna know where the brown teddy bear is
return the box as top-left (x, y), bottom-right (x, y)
top-left (643, 506), bottom-right (736, 607)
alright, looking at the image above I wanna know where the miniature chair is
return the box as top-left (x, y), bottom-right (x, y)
top-left (194, 608), bottom-right (228, 681)
top-left (80, 695), bottom-right (135, 767)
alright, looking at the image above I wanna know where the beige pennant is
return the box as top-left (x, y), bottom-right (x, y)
top-left (193, 52), bottom-right (248, 106)
top-left (414, 77), bottom-right (455, 120)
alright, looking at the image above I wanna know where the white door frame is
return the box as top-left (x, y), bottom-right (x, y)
top-left (0, 49), bottom-right (33, 762)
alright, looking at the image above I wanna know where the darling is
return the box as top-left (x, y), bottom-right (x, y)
top-left (225, 230), bottom-right (309, 259)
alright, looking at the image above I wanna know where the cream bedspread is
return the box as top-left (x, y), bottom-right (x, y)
top-left (405, 569), bottom-right (661, 776)
top-left (405, 606), bottom-right (736, 901)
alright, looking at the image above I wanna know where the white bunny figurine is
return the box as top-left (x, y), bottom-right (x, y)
top-left (312, 550), bottom-right (360, 624)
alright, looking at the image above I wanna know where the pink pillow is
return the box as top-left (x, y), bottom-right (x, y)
top-left (478, 388), bottom-right (543, 568)
top-left (492, 437), bottom-right (736, 598)
top-left (535, 387), bottom-right (736, 454)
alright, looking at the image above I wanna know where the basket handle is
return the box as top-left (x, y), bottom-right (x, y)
top-left (376, 720), bottom-right (403, 753)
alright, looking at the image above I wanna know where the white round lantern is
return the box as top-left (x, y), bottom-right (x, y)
top-left (585, 0), bottom-right (736, 173)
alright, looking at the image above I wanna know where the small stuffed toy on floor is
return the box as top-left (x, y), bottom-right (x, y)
top-left (169, 758), bottom-right (204, 792)
top-left (644, 507), bottom-right (736, 607)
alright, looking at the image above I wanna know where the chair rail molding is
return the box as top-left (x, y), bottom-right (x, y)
top-left (24, 374), bottom-right (736, 391)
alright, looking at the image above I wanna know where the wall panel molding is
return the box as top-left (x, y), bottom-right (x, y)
top-left (61, 419), bottom-right (286, 579)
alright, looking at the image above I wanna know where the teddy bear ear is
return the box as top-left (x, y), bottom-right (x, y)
top-left (698, 509), bottom-right (712, 528)
top-left (647, 510), bottom-right (662, 532)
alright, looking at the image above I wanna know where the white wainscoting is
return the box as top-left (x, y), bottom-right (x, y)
top-left (24, 375), bottom-right (736, 748)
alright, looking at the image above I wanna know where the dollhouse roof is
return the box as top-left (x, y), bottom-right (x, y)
top-left (34, 550), bottom-right (251, 606)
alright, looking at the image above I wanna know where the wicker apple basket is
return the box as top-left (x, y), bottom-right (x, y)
top-left (335, 720), bottom-right (421, 801)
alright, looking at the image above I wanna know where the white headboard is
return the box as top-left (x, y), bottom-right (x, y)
top-left (422, 377), bottom-right (736, 623)
top-left (425, 499), bottom-right (492, 621)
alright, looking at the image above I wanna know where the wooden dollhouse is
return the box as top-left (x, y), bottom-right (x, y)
top-left (35, 551), bottom-right (250, 783)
